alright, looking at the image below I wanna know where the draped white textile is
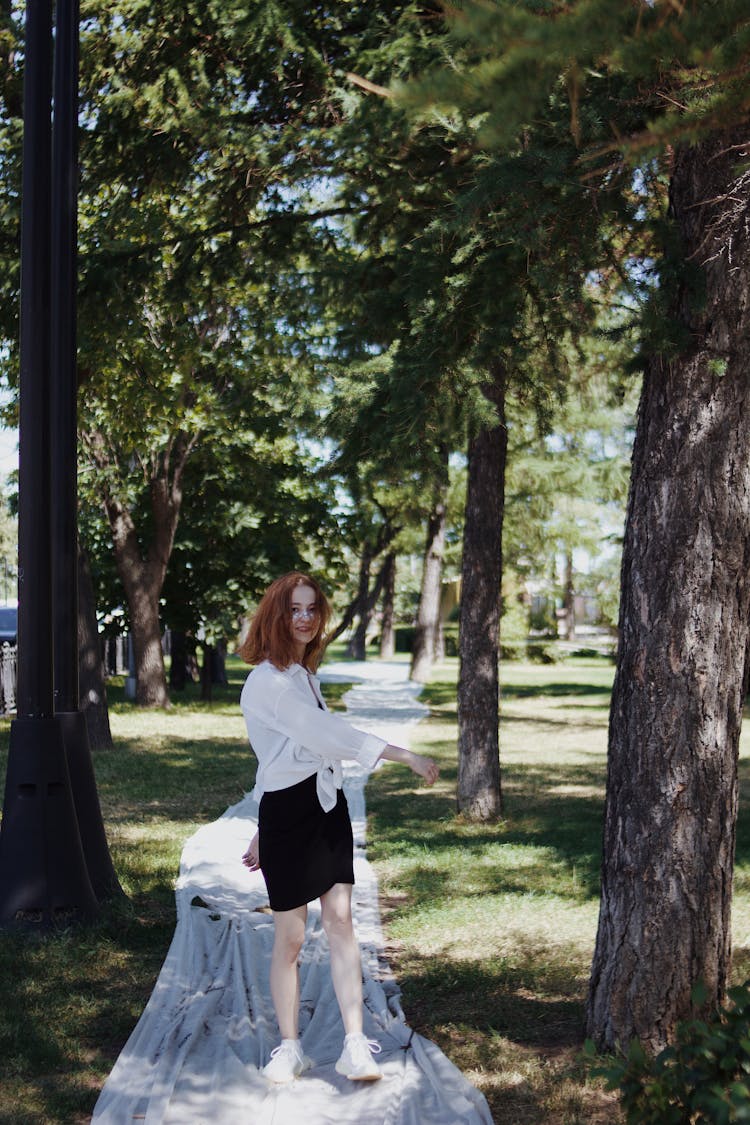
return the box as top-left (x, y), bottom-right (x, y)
top-left (92, 661), bottom-right (494, 1124)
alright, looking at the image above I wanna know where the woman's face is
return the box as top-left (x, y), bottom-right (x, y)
top-left (289, 583), bottom-right (319, 653)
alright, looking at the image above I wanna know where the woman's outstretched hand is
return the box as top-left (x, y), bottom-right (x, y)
top-left (410, 752), bottom-right (439, 786)
top-left (242, 831), bottom-right (260, 871)
top-left (381, 743), bottom-right (439, 786)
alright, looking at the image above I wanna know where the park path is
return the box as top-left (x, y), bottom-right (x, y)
top-left (91, 660), bottom-right (494, 1124)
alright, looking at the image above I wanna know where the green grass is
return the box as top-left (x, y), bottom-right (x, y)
top-left (366, 656), bottom-right (618, 1124)
top-left (0, 653), bottom-right (747, 1123)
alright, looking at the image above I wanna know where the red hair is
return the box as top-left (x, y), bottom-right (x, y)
top-left (238, 572), bottom-right (331, 671)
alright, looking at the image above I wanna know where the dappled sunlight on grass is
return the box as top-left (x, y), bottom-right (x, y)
top-left (367, 655), bottom-right (750, 1123)
top-left (369, 656), bottom-right (618, 1123)
top-left (0, 652), bottom-right (748, 1124)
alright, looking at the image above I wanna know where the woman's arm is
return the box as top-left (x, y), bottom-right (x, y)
top-left (243, 679), bottom-right (387, 770)
top-left (380, 744), bottom-right (439, 786)
top-left (242, 748), bottom-right (438, 873)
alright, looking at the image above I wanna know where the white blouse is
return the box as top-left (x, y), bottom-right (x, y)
top-left (240, 660), bottom-right (387, 812)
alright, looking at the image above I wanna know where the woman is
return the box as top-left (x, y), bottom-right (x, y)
top-left (239, 571), bottom-right (439, 1085)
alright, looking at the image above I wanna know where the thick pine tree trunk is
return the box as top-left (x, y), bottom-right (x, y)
top-left (77, 542), bottom-right (112, 750)
top-left (587, 133), bottom-right (750, 1052)
top-left (379, 551), bottom-right (396, 659)
top-left (410, 454), bottom-right (449, 683)
top-left (457, 367), bottom-right (506, 820)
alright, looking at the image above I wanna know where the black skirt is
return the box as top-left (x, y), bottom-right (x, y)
top-left (258, 772), bottom-right (354, 911)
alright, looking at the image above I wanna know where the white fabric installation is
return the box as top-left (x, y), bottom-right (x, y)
top-left (92, 661), bottom-right (494, 1124)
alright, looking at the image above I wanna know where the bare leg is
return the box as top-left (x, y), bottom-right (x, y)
top-left (320, 883), bottom-right (363, 1035)
top-left (270, 905), bottom-right (307, 1039)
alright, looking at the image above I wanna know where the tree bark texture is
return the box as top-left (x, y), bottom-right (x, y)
top-left (346, 545), bottom-right (372, 660)
top-left (200, 644), bottom-right (213, 703)
top-left (563, 549), bottom-right (576, 641)
top-left (77, 542), bottom-right (112, 750)
top-left (457, 367), bottom-right (506, 820)
top-left (587, 133), bottom-right (750, 1052)
top-left (91, 433), bottom-right (193, 708)
top-left (410, 454), bottom-right (449, 683)
top-left (379, 551), bottom-right (396, 659)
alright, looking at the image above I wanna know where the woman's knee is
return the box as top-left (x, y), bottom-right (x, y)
top-left (321, 887), bottom-right (354, 941)
top-left (273, 911), bottom-right (306, 961)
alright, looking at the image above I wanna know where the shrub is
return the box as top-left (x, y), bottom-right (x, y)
top-left (526, 641), bottom-right (560, 664)
top-left (394, 626), bottom-right (416, 653)
top-left (586, 982), bottom-right (750, 1125)
top-left (443, 625), bottom-right (459, 657)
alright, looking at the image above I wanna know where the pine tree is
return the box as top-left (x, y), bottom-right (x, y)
top-left (406, 0), bottom-right (750, 1048)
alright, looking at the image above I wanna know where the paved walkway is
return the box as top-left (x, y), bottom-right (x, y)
top-left (92, 660), bottom-right (494, 1124)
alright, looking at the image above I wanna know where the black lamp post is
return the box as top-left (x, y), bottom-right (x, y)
top-left (0, 0), bottom-right (118, 924)
top-left (50, 0), bottom-right (121, 902)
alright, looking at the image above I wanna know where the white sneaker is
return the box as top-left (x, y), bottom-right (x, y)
top-left (335, 1033), bottom-right (383, 1081)
top-left (263, 1039), bottom-right (313, 1083)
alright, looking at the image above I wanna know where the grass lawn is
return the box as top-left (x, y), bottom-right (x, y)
top-left (367, 656), bottom-right (620, 1125)
top-left (0, 652), bottom-right (747, 1123)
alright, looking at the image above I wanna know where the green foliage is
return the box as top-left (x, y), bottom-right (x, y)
top-left (398, 0), bottom-right (750, 368)
top-left (526, 641), bottom-right (560, 665)
top-left (503, 340), bottom-right (636, 613)
top-left (500, 570), bottom-right (530, 642)
top-left (0, 0), bottom-right (369, 648)
top-left (587, 982), bottom-right (750, 1125)
top-left (401, 1), bottom-right (750, 160)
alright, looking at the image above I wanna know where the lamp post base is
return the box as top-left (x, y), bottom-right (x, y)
top-left (57, 709), bottom-right (123, 901)
top-left (0, 715), bottom-right (98, 926)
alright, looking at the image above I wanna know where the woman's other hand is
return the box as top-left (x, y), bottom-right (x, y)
top-left (242, 831), bottom-right (260, 871)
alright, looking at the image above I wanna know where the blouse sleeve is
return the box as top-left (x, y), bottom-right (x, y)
top-left (245, 675), bottom-right (386, 770)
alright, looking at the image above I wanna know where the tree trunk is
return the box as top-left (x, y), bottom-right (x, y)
top-left (587, 132), bottom-right (750, 1052)
top-left (77, 542), bottom-right (112, 750)
top-left (346, 545), bottom-right (372, 660)
top-left (410, 453), bottom-right (449, 683)
top-left (435, 614), bottom-right (445, 663)
top-left (127, 582), bottom-right (169, 707)
top-left (200, 644), bottom-right (213, 702)
top-left (88, 429), bottom-right (192, 708)
top-left (212, 639), bottom-right (228, 685)
top-left (329, 551), bottom-right (389, 647)
top-left (563, 549), bottom-right (575, 641)
top-left (169, 629), bottom-right (188, 691)
top-left (379, 551), bottom-right (396, 659)
top-left (102, 494), bottom-right (176, 709)
top-left (457, 366), bottom-right (506, 820)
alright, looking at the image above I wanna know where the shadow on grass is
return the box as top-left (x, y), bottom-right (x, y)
top-left (368, 755), bottom-right (605, 903)
top-left (501, 712), bottom-right (608, 731)
top-left (0, 895), bottom-right (177, 1123)
top-left (395, 957), bottom-right (591, 1125)
top-left (400, 956), bottom-right (584, 1047)
top-left (0, 710), bottom-right (250, 1121)
top-left (91, 736), bottom-right (253, 826)
top-left (422, 680), bottom-right (613, 709)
